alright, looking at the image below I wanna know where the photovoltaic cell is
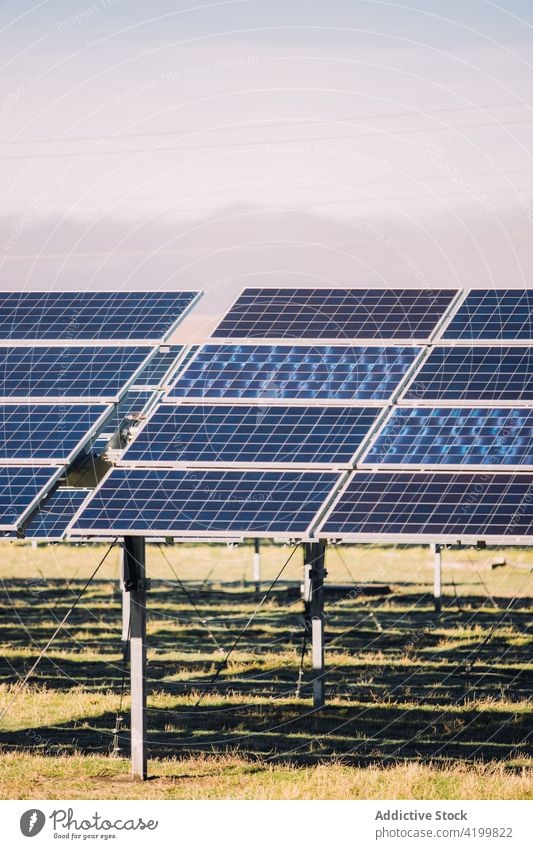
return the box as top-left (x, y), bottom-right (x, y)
top-left (71, 468), bottom-right (340, 536)
top-left (443, 290), bottom-right (532, 340)
top-left (0, 466), bottom-right (61, 530)
top-left (320, 471), bottom-right (533, 539)
top-left (0, 404), bottom-right (111, 462)
top-left (23, 488), bottom-right (91, 540)
top-left (0, 291), bottom-right (199, 341)
top-left (403, 347), bottom-right (532, 402)
top-left (0, 346), bottom-right (153, 400)
top-left (212, 288), bottom-right (457, 339)
top-left (131, 346), bottom-right (185, 387)
top-left (122, 404), bottom-right (381, 466)
top-left (364, 407), bottom-right (533, 466)
top-left (168, 345), bottom-right (420, 402)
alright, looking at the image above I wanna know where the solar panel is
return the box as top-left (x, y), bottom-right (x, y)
top-left (70, 468), bottom-right (341, 537)
top-left (23, 488), bottom-right (91, 540)
top-left (116, 390), bottom-right (158, 417)
top-left (131, 346), bottom-right (185, 388)
top-left (0, 291), bottom-right (199, 342)
top-left (167, 344), bottom-right (420, 402)
top-left (121, 404), bottom-right (382, 467)
top-left (212, 288), bottom-right (457, 340)
top-left (0, 466), bottom-right (63, 530)
top-left (319, 471), bottom-right (533, 542)
top-left (363, 407), bottom-right (533, 467)
top-left (0, 404), bottom-right (113, 463)
top-left (0, 346), bottom-right (153, 401)
top-left (402, 346), bottom-right (532, 403)
top-left (443, 290), bottom-right (532, 341)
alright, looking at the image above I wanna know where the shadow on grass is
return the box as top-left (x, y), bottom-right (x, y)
top-left (1, 578), bottom-right (531, 767)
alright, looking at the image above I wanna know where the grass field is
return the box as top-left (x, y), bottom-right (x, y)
top-left (0, 540), bottom-right (531, 799)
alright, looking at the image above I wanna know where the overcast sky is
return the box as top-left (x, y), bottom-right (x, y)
top-left (0, 0), bottom-right (532, 340)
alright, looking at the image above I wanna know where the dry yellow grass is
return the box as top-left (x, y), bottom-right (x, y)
top-left (0, 752), bottom-right (531, 800)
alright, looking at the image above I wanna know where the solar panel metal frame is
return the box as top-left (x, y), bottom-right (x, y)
top-left (118, 402), bottom-right (390, 470)
top-left (164, 341), bottom-right (427, 407)
top-left (397, 345), bottom-right (533, 407)
top-left (0, 465), bottom-right (65, 531)
top-left (210, 287), bottom-right (461, 344)
top-left (67, 467), bottom-right (347, 541)
top-left (358, 405), bottom-right (533, 472)
top-left (0, 291), bottom-right (202, 346)
top-left (436, 288), bottom-right (533, 344)
top-left (316, 470), bottom-right (533, 545)
top-left (0, 344), bottom-right (162, 404)
top-left (0, 403), bottom-right (119, 465)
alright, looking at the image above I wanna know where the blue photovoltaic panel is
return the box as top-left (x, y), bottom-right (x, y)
top-left (212, 288), bottom-right (457, 339)
top-left (116, 390), bottom-right (157, 418)
top-left (443, 290), bottom-right (532, 340)
top-left (0, 291), bottom-right (199, 341)
top-left (23, 488), bottom-right (91, 540)
top-left (168, 345), bottom-right (420, 401)
top-left (0, 346), bottom-right (152, 400)
top-left (0, 466), bottom-right (60, 530)
top-left (132, 346), bottom-right (185, 387)
top-left (403, 347), bottom-right (532, 402)
top-left (0, 404), bottom-right (111, 462)
top-left (320, 471), bottom-right (533, 539)
top-left (364, 407), bottom-right (533, 466)
top-left (122, 404), bottom-right (381, 466)
top-left (71, 468), bottom-right (340, 536)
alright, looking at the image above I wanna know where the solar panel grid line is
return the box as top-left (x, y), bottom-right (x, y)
top-left (442, 289), bottom-right (533, 342)
top-left (68, 468), bottom-right (345, 540)
top-left (118, 403), bottom-right (389, 469)
top-left (0, 403), bottom-right (116, 464)
top-left (316, 470), bottom-right (533, 544)
top-left (165, 343), bottom-right (422, 404)
top-left (210, 288), bottom-right (458, 342)
top-left (0, 345), bottom-right (158, 403)
top-left (397, 345), bottom-right (533, 404)
top-left (129, 346), bottom-right (185, 390)
top-left (0, 465), bottom-right (65, 530)
top-left (0, 291), bottom-right (202, 344)
top-left (358, 406), bottom-right (533, 470)
top-left (21, 487), bottom-right (93, 541)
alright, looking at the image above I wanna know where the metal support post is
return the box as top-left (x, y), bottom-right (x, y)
top-left (432, 543), bottom-right (442, 614)
top-left (123, 536), bottom-right (149, 780)
top-left (120, 549), bottom-right (131, 649)
top-left (303, 542), bottom-right (327, 709)
top-left (252, 538), bottom-right (261, 593)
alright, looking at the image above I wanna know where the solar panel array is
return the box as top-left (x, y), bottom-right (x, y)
top-left (402, 346), bottom-right (532, 403)
top-left (212, 288), bottom-right (456, 340)
top-left (168, 344), bottom-right (419, 402)
top-left (320, 472), bottom-right (532, 542)
top-left (0, 291), bottom-right (199, 342)
top-left (1, 286), bottom-right (522, 543)
top-left (72, 468), bottom-right (340, 538)
top-left (443, 290), bottom-right (532, 341)
top-left (0, 291), bottom-right (200, 537)
top-left (122, 404), bottom-right (382, 467)
top-left (0, 346), bottom-right (154, 401)
top-left (362, 407), bottom-right (533, 468)
top-left (0, 403), bottom-right (112, 463)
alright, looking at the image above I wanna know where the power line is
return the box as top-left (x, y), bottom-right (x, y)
top-left (2, 119), bottom-right (533, 162)
top-left (3, 98), bottom-right (533, 147)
